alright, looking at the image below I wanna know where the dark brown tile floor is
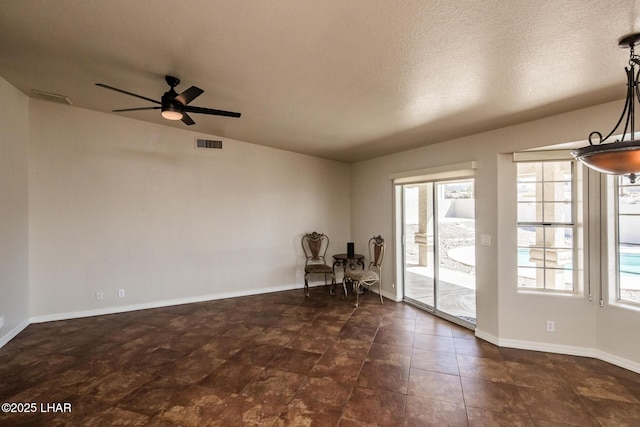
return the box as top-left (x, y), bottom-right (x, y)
top-left (1, 288), bottom-right (640, 426)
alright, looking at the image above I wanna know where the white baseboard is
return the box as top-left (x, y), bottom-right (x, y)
top-left (475, 328), bottom-right (640, 374)
top-left (367, 286), bottom-right (402, 302)
top-left (378, 288), bottom-right (402, 302)
top-left (594, 349), bottom-right (640, 375)
top-left (30, 283), bottom-right (303, 324)
top-left (29, 281), bottom-right (357, 324)
top-left (0, 319), bottom-right (30, 349)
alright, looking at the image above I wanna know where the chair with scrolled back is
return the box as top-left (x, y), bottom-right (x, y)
top-left (344, 235), bottom-right (385, 307)
top-left (301, 232), bottom-right (336, 297)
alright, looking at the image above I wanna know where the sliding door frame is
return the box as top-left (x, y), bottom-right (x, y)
top-left (391, 162), bottom-right (477, 330)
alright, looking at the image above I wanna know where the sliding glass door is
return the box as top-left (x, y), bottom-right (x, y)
top-left (402, 179), bottom-right (476, 327)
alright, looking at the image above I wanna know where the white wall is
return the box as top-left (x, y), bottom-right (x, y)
top-left (28, 100), bottom-right (350, 319)
top-left (351, 100), bottom-right (640, 371)
top-left (0, 77), bottom-right (30, 345)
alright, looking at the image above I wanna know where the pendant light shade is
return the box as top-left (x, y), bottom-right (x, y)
top-left (572, 140), bottom-right (640, 183)
top-left (572, 33), bottom-right (640, 183)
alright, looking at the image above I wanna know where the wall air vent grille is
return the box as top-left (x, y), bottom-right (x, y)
top-left (30, 89), bottom-right (73, 105)
top-left (195, 139), bottom-right (223, 150)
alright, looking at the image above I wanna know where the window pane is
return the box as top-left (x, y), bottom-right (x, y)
top-left (525, 226), bottom-right (573, 250)
top-left (619, 202), bottom-right (640, 216)
top-left (545, 248), bottom-right (572, 267)
top-left (545, 227), bottom-right (573, 249)
top-left (542, 161), bottom-right (572, 182)
top-left (618, 216), bottom-right (640, 246)
top-left (619, 248), bottom-right (640, 303)
top-left (517, 267), bottom-right (541, 288)
top-left (618, 175), bottom-right (640, 304)
top-left (517, 248), bottom-right (537, 267)
top-left (619, 248), bottom-right (640, 274)
top-left (517, 182), bottom-right (538, 202)
top-left (545, 268), bottom-right (573, 291)
top-left (517, 163), bottom-right (542, 182)
top-left (517, 202), bottom-right (543, 223)
top-left (543, 182), bottom-right (571, 203)
top-left (542, 201), bottom-right (572, 223)
top-left (619, 181), bottom-right (640, 214)
top-left (618, 178), bottom-right (640, 216)
top-left (529, 247), bottom-right (545, 267)
top-left (518, 226), bottom-right (541, 247)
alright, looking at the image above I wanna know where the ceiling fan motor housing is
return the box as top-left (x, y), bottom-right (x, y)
top-left (161, 90), bottom-right (183, 118)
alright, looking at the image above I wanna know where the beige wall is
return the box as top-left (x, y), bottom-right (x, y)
top-left (351, 100), bottom-right (640, 371)
top-left (0, 77), bottom-right (30, 344)
top-left (27, 100), bottom-right (350, 319)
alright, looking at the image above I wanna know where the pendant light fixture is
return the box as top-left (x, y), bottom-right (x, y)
top-left (572, 33), bottom-right (640, 183)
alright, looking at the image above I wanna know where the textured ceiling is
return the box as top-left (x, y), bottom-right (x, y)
top-left (1, 0), bottom-right (639, 162)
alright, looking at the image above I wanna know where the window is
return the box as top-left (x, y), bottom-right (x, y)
top-left (616, 177), bottom-right (640, 305)
top-left (517, 161), bottom-right (575, 291)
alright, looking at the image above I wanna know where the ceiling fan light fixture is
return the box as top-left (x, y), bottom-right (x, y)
top-left (161, 104), bottom-right (183, 121)
top-left (572, 33), bottom-right (640, 183)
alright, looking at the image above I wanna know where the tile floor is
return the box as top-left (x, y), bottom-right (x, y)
top-left (1, 288), bottom-right (639, 426)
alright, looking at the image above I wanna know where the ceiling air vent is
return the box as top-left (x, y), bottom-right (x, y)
top-left (30, 89), bottom-right (73, 105)
top-left (195, 138), bottom-right (223, 150)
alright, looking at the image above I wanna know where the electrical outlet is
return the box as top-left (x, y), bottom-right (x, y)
top-left (118, 289), bottom-right (125, 298)
top-left (546, 320), bottom-right (555, 332)
top-left (95, 291), bottom-right (104, 301)
top-left (392, 283), bottom-right (395, 288)
top-left (0, 316), bottom-right (4, 329)
top-left (296, 270), bottom-right (301, 278)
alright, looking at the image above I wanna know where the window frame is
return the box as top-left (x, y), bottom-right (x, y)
top-left (514, 153), bottom-right (579, 293)
top-left (613, 176), bottom-right (640, 307)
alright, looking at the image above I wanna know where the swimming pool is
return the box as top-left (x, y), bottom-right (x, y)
top-left (517, 248), bottom-right (640, 276)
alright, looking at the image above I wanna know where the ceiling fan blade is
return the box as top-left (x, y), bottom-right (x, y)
top-left (95, 83), bottom-right (161, 105)
top-left (181, 113), bottom-right (195, 125)
top-left (185, 105), bottom-right (241, 118)
top-left (175, 86), bottom-right (203, 105)
top-left (112, 107), bottom-right (161, 112)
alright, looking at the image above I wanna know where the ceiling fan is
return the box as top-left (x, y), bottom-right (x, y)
top-left (95, 75), bottom-right (241, 125)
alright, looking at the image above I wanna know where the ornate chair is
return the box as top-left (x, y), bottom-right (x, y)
top-left (301, 232), bottom-right (336, 297)
top-left (344, 236), bottom-right (385, 307)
